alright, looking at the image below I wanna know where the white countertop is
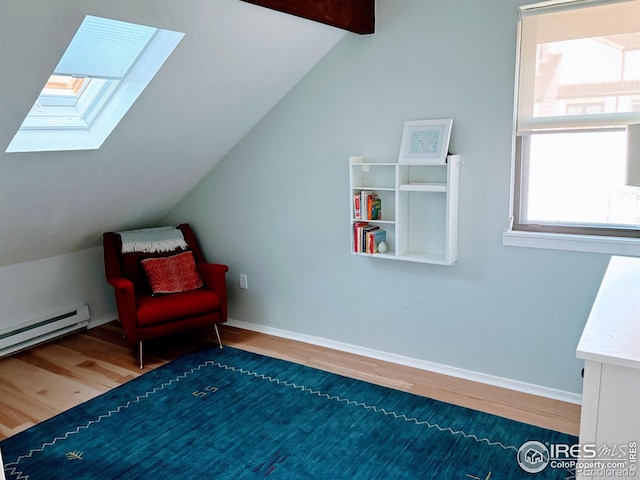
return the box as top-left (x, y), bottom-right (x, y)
top-left (577, 255), bottom-right (640, 369)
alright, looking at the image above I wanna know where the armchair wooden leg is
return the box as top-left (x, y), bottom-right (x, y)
top-left (214, 324), bottom-right (223, 349)
top-left (139, 341), bottom-right (144, 370)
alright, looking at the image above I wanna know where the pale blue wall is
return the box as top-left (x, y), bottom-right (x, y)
top-left (164, 0), bottom-right (610, 394)
top-left (0, 247), bottom-right (115, 329)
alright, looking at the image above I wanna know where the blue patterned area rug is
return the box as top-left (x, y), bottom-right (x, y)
top-left (1, 346), bottom-right (577, 479)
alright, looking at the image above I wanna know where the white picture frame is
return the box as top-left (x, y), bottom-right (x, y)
top-left (398, 119), bottom-right (453, 164)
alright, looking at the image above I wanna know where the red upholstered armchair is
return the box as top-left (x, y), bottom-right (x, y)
top-left (103, 224), bottom-right (228, 369)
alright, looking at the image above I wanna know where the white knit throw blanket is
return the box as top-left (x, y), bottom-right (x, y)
top-left (118, 226), bottom-right (187, 253)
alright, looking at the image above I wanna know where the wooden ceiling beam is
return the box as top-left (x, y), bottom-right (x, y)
top-left (241, 0), bottom-right (375, 35)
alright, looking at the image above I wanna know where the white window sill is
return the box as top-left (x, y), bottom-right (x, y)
top-left (503, 230), bottom-right (640, 256)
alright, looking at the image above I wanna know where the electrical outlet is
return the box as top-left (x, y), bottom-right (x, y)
top-left (239, 274), bottom-right (248, 290)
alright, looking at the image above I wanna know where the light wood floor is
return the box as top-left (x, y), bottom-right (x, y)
top-left (0, 321), bottom-right (581, 441)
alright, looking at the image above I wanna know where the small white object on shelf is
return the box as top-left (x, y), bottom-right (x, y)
top-left (377, 241), bottom-right (388, 253)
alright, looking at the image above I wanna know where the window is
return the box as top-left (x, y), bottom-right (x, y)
top-left (23, 75), bottom-right (118, 130)
top-left (506, 0), bottom-right (640, 253)
top-left (6, 16), bottom-right (184, 153)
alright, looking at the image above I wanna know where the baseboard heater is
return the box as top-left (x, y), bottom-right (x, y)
top-left (0, 304), bottom-right (90, 358)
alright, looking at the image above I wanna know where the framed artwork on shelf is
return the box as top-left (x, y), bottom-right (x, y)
top-left (398, 118), bottom-right (452, 164)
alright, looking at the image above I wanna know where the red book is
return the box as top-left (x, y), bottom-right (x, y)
top-left (352, 222), bottom-right (368, 252)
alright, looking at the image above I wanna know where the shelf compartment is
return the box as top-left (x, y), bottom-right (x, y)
top-left (352, 189), bottom-right (395, 223)
top-left (351, 163), bottom-right (395, 190)
top-left (396, 190), bottom-right (448, 261)
top-left (351, 225), bottom-right (395, 256)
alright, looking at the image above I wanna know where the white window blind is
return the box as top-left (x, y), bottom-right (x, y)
top-left (516, 0), bottom-right (640, 133)
top-left (54, 16), bottom-right (158, 79)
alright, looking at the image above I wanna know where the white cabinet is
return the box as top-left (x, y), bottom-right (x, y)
top-left (349, 155), bottom-right (460, 265)
top-left (576, 256), bottom-right (640, 480)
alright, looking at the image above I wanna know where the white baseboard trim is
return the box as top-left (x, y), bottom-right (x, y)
top-left (226, 318), bottom-right (583, 405)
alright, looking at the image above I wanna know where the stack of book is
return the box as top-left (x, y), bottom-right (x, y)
top-left (352, 222), bottom-right (387, 254)
top-left (354, 191), bottom-right (381, 221)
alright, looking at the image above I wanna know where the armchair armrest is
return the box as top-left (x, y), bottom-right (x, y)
top-left (197, 263), bottom-right (229, 291)
top-left (198, 263), bottom-right (229, 322)
top-left (107, 276), bottom-right (134, 292)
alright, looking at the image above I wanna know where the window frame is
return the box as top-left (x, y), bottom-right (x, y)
top-left (5, 17), bottom-right (184, 153)
top-left (504, 0), bottom-right (640, 255)
top-left (23, 78), bottom-right (118, 130)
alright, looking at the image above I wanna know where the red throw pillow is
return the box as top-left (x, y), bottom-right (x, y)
top-left (141, 251), bottom-right (203, 294)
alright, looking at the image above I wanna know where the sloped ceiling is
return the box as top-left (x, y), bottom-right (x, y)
top-left (0, 0), bottom-right (345, 267)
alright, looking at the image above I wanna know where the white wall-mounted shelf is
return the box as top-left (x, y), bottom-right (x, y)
top-left (349, 154), bottom-right (460, 265)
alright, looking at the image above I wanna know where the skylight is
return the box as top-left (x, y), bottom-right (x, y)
top-left (24, 76), bottom-right (117, 130)
top-left (6, 16), bottom-right (184, 153)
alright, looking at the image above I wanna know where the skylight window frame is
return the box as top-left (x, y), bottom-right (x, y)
top-left (24, 78), bottom-right (119, 130)
top-left (6, 16), bottom-right (184, 153)
top-left (40, 76), bottom-right (90, 103)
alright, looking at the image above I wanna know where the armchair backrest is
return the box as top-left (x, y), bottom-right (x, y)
top-left (103, 224), bottom-right (207, 293)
